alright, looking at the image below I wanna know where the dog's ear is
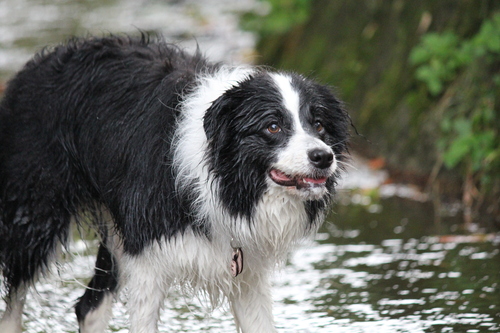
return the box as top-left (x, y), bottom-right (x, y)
top-left (203, 87), bottom-right (242, 143)
top-left (203, 94), bottom-right (226, 142)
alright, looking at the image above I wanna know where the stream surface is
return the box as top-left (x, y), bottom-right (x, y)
top-left (0, 1), bottom-right (499, 332)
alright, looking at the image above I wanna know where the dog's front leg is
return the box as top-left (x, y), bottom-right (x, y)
top-left (229, 272), bottom-right (277, 333)
top-left (122, 253), bottom-right (166, 333)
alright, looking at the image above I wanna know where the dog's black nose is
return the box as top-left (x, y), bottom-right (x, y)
top-left (308, 149), bottom-right (334, 169)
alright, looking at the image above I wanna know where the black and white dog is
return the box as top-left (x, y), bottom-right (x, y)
top-left (0, 35), bottom-right (349, 332)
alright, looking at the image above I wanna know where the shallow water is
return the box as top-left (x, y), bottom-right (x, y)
top-left (1, 1), bottom-right (499, 332)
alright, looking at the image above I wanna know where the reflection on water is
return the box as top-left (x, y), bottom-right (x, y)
top-left (329, 200), bottom-right (496, 330)
top-left (270, 194), bottom-right (500, 333)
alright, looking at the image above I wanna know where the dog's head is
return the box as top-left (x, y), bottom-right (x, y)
top-left (203, 71), bottom-right (350, 220)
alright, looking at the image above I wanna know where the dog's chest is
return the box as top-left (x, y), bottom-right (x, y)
top-left (226, 187), bottom-right (319, 265)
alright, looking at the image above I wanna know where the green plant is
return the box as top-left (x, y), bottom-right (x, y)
top-left (410, 14), bottom-right (500, 96)
top-left (410, 14), bottom-right (500, 221)
top-left (440, 103), bottom-right (497, 173)
top-left (410, 32), bottom-right (470, 95)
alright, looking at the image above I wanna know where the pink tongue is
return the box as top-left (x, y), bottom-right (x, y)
top-left (303, 177), bottom-right (327, 184)
top-left (270, 169), bottom-right (293, 182)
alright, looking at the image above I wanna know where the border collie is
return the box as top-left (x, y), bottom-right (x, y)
top-left (0, 35), bottom-right (349, 332)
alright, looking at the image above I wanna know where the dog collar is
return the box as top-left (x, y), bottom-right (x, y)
top-left (230, 238), bottom-right (243, 277)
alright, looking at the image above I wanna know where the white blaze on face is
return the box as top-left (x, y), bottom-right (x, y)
top-left (269, 73), bottom-right (336, 198)
top-left (271, 73), bottom-right (301, 125)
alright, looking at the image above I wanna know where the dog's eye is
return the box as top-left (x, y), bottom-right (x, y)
top-left (314, 121), bottom-right (324, 133)
top-left (267, 123), bottom-right (281, 134)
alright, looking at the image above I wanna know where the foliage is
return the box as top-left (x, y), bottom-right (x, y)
top-left (240, 0), bottom-right (312, 35)
top-left (410, 14), bottom-right (500, 96)
top-left (439, 100), bottom-right (498, 173)
top-left (411, 14), bottom-right (500, 204)
top-left (410, 32), bottom-right (470, 96)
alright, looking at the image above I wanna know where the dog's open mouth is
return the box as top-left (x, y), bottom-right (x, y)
top-left (269, 169), bottom-right (328, 189)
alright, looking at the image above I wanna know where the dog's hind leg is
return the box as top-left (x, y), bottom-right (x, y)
top-left (0, 286), bottom-right (27, 333)
top-left (0, 199), bottom-right (72, 332)
top-left (75, 236), bottom-right (121, 333)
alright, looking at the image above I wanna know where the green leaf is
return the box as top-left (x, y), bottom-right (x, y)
top-left (443, 135), bottom-right (473, 168)
top-left (452, 118), bottom-right (472, 137)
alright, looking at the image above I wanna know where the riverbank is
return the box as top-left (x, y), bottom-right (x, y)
top-left (249, 0), bottom-right (500, 228)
